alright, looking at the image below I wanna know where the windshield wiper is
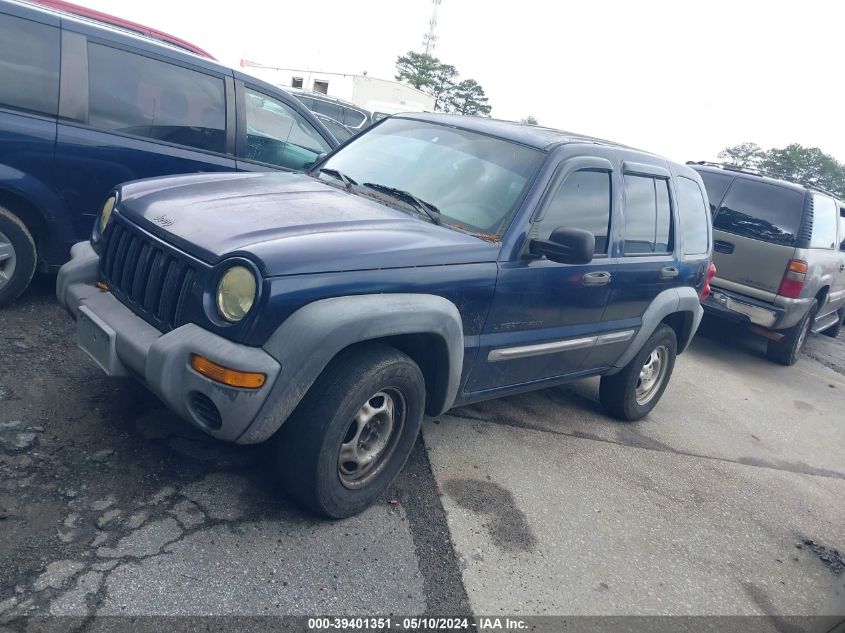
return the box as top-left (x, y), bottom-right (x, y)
top-left (362, 183), bottom-right (441, 225)
top-left (319, 168), bottom-right (357, 193)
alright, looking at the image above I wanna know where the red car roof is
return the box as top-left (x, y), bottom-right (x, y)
top-left (31, 0), bottom-right (216, 60)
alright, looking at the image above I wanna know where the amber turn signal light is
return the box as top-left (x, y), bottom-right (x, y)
top-left (190, 355), bottom-right (266, 389)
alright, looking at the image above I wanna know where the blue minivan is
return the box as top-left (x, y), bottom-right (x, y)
top-left (0, 0), bottom-right (339, 307)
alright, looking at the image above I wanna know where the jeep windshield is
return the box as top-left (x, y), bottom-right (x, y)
top-left (314, 118), bottom-right (545, 237)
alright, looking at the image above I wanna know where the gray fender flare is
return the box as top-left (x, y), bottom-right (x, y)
top-left (608, 286), bottom-right (703, 373)
top-left (237, 293), bottom-right (464, 444)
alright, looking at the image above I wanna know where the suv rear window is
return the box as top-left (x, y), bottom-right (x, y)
top-left (0, 14), bottom-right (59, 116)
top-left (676, 176), bottom-right (710, 255)
top-left (714, 178), bottom-right (803, 246)
top-left (697, 170), bottom-right (733, 213)
top-left (87, 43), bottom-right (226, 153)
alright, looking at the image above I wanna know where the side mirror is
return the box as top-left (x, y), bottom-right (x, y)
top-left (307, 153), bottom-right (328, 171)
top-left (529, 227), bottom-right (595, 265)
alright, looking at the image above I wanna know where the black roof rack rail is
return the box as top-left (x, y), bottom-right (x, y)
top-left (686, 160), bottom-right (841, 199)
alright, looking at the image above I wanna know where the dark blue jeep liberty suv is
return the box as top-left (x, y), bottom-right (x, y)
top-left (58, 114), bottom-right (714, 518)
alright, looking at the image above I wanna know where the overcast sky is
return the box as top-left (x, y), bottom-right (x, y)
top-left (76, 0), bottom-right (844, 164)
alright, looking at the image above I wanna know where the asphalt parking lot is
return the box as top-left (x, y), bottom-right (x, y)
top-left (1, 274), bottom-right (844, 624)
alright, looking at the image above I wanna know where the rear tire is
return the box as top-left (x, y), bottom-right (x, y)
top-left (274, 343), bottom-right (425, 519)
top-left (820, 309), bottom-right (843, 339)
top-left (600, 324), bottom-right (677, 421)
top-left (766, 300), bottom-right (817, 366)
top-left (0, 206), bottom-right (37, 309)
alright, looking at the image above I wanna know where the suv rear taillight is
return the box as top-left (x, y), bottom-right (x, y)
top-left (777, 259), bottom-right (808, 299)
top-left (700, 262), bottom-right (716, 300)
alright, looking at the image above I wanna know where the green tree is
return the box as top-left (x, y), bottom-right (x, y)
top-left (717, 142), bottom-right (763, 169)
top-left (760, 144), bottom-right (845, 196)
top-left (450, 79), bottom-right (492, 116)
top-left (520, 115), bottom-right (539, 125)
top-left (430, 63), bottom-right (458, 112)
top-left (717, 142), bottom-right (845, 197)
top-left (394, 51), bottom-right (441, 91)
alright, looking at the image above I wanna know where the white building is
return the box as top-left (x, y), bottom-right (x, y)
top-left (240, 60), bottom-right (435, 117)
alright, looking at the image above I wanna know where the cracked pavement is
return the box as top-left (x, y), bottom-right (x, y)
top-left (1, 276), bottom-right (467, 624)
top-left (2, 275), bottom-right (845, 625)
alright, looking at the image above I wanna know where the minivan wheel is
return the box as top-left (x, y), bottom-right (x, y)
top-left (599, 324), bottom-right (677, 422)
top-left (274, 343), bottom-right (425, 519)
top-left (766, 300), bottom-right (817, 366)
top-left (0, 207), bottom-right (37, 309)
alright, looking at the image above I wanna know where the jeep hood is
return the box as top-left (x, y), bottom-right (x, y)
top-left (115, 171), bottom-right (499, 276)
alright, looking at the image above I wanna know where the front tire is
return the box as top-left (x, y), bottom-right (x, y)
top-left (275, 343), bottom-right (425, 519)
top-left (0, 207), bottom-right (37, 309)
top-left (600, 324), bottom-right (677, 421)
top-left (766, 300), bottom-right (817, 366)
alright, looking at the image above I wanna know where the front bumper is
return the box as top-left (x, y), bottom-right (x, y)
top-left (57, 241), bottom-right (281, 443)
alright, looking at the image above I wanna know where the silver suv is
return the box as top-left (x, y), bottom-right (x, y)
top-left (692, 163), bottom-right (845, 365)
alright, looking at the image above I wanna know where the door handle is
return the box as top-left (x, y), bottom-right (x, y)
top-left (660, 266), bottom-right (680, 280)
top-left (582, 271), bottom-right (612, 286)
top-left (839, 263), bottom-right (844, 272)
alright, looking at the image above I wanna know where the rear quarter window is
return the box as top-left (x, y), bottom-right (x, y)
top-left (810, 194), bottom-right (838, 249)
top-left (714, 178), bottom-right (803, 246)
top-left (676, 176), bottom-right (710, 255)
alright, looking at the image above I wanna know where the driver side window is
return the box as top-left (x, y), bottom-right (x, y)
top-left (537, 170), bottom-right (612, 254)
top-left (244, 88), bottom-right (331, 170)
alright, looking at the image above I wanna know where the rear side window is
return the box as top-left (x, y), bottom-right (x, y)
top-left (697, 170), bottom-right (734, 213)
top-left (810, 194), bottom-right (838, 249)
top-left (313, 99), bottom-right (342, 121)
top-left (87, 43), bottom-right (226, 153)
top-left (0, 14), bottom-right (59, 116)
top-left (623, 174), bottom-right (673, 255)
top-left (714, 179), bottom-right (803, 246)
top-left (676, 176), bottom-right (710, 255)
top-left (343, 108), bottom-right (366, 128)
top-left (538, 170), bottom-right (611, 254)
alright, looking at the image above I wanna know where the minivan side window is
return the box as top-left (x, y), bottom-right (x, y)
top-left (809, 194), bottom-right (838, 249)
top-left (537, 170), bottom-right (611, 255)
top-left (87, 43), bottom-right (226, 153)
top-left (0, 14), bottom-right (60, 116)
top-left (622, 174), bottom-right (673, 255)
top-left (676, 176), bottom-right (710, 255)
top-left (714, 179), bottom-right (803, 246)
top-left (244, 88), bottom-right (331, 171)
top-left (313, 99), bottom-right (342, 122)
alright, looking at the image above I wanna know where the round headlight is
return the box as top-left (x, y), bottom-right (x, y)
top-left (99, 196), bottom-right (116, 233)
top-left (216, 266), bottom-right (257, 322)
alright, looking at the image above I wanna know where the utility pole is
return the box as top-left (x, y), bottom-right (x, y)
top-left (422, 0), bottom-right (442, 55)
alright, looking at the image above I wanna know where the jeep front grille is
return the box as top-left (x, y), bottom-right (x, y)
top-left (101, 219), bottom-right (196, 331)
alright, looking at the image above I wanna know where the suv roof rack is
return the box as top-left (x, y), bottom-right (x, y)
top-left (686, 161), bottom-right (841, 199)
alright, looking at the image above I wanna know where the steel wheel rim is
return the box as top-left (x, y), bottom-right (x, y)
top-left (338, 388), bottom-right (405, 490)
top-left (0, 229), bottom-right (16, 292)
top-left (636, 344), bottom-right (668, 406)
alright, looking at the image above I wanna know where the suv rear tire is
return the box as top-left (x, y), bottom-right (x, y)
top-left (0, 206), bottom-right (37, 309)
top-left (274, 343), bottom-right (425, 519)
top-left (599, 324), bottom-right (677, 421)
top-left (766, 300), bottom-right (817, 366)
